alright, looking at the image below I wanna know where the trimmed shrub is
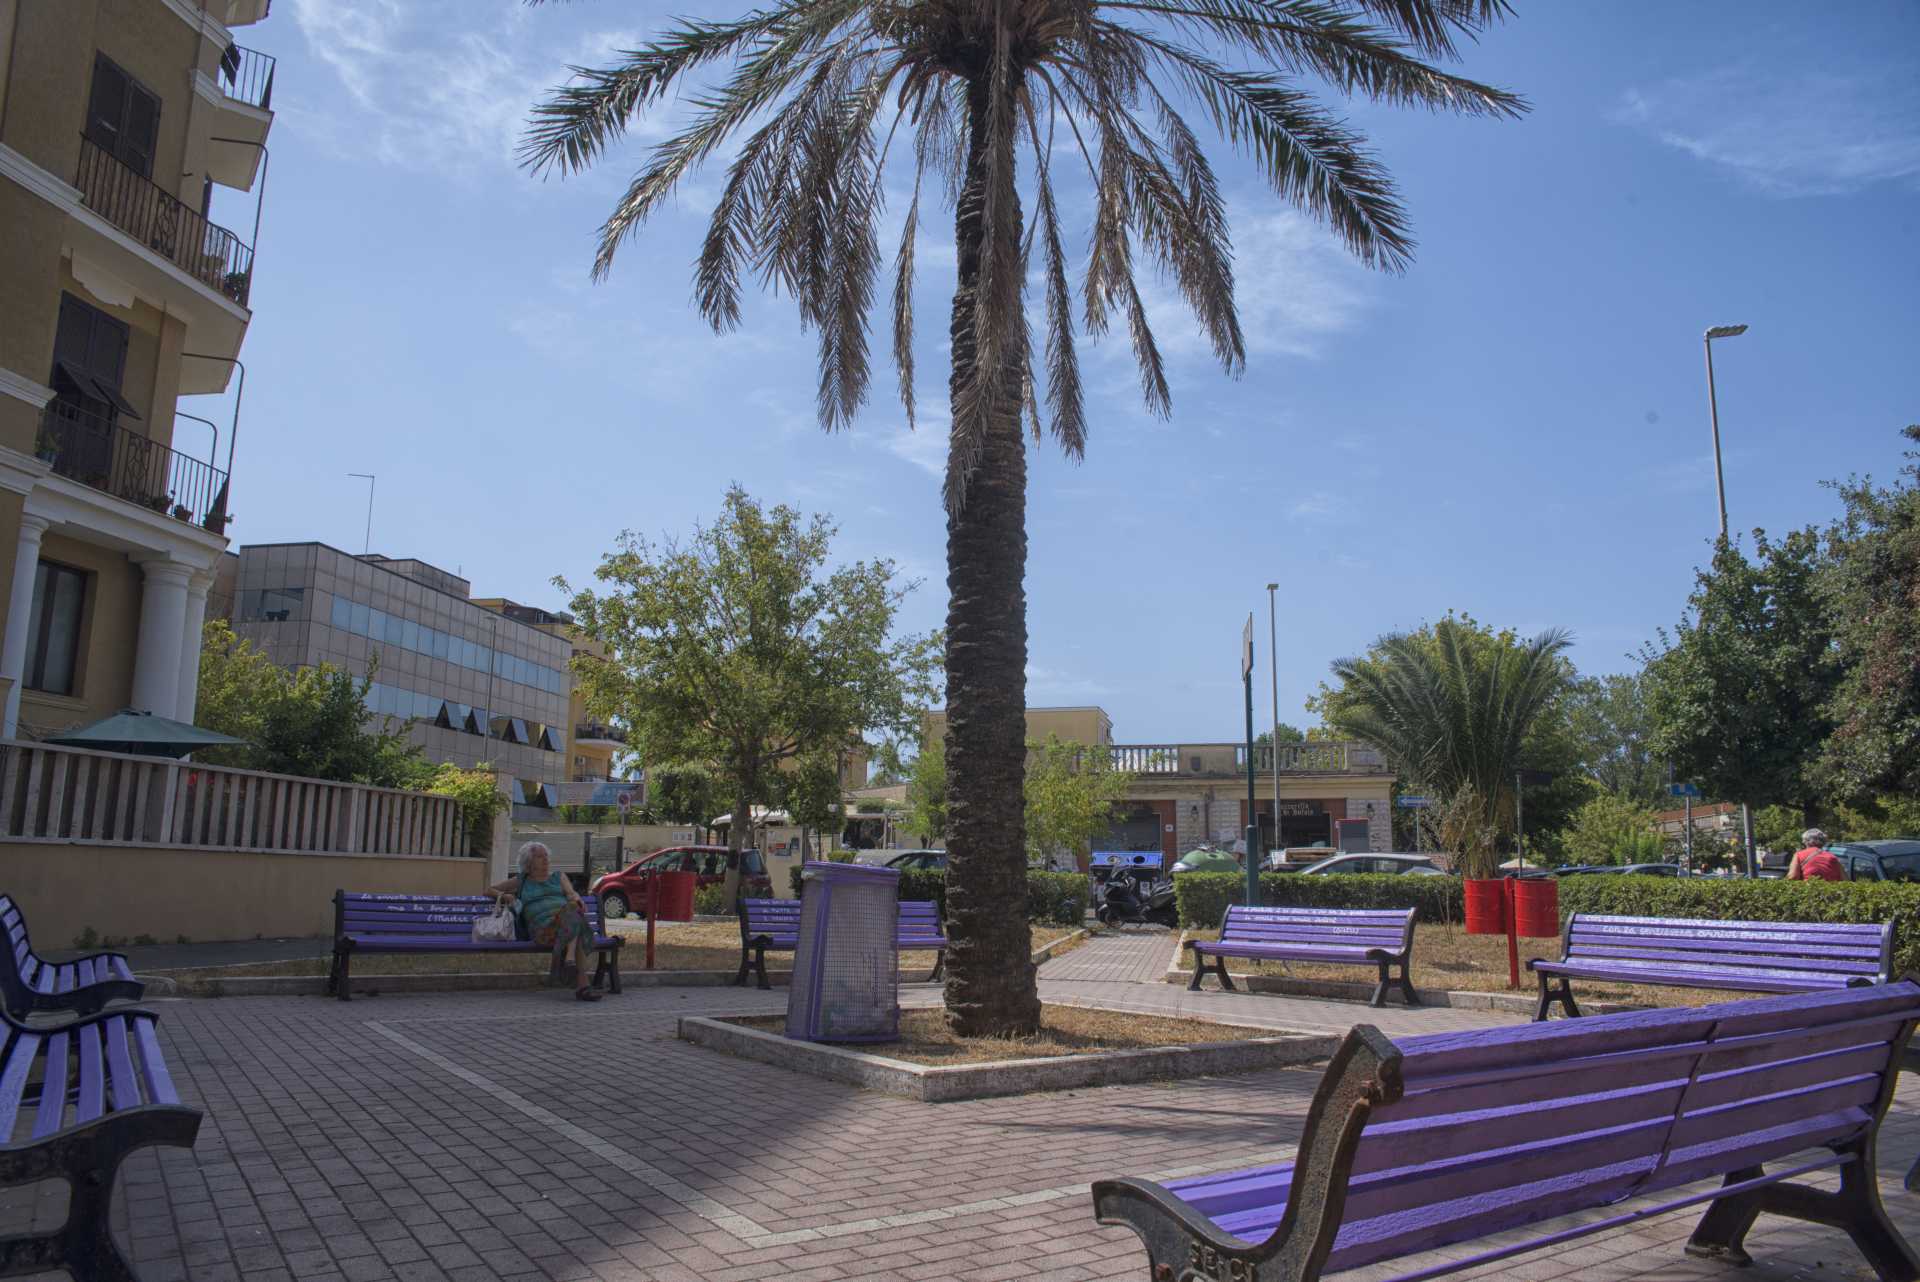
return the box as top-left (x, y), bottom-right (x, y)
top-left (693, 884), bottom-right (729, 916)
top-left (785, 865), bottom-right (1088, 924)
top-left (1557, 876), bottom-right (1919, 974)
top-left (1175, 872), bottom-right (1464, 928)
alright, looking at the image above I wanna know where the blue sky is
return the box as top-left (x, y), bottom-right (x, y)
top-left (199, 0), bottom-right (1919, 744)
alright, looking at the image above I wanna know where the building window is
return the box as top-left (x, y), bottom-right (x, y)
top-left (24, 562), bottom-right (87, 696)
top-left (85, 53), bottom-right (160, 178)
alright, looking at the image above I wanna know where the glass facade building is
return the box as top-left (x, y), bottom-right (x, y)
top-left (221, 543), bottom-right (572, 803)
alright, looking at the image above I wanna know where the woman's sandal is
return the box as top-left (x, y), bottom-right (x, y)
top-left (574, 987), bottom-right (602, 1002)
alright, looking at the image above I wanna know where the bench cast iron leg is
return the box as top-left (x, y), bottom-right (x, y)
top-left (1368, 960), bottom-right (1389, 1009)
top-left (1187, 949), bottom-right (1208, 992)
top-left (1398, 957), bottom-right (1419, 1006)
top-left (334, 950), bottom-right (353, 1002)
top-left (755, 945), bottom-right (771, 991)
top-left (1214, 958), bottom-right (1235, 993)
top-left (1907, 1150), bottom-right (1920, 1196)
top-left (928, 950), bottom-right (944, 982)
top-left (605, 944), bottom-right (622, 995)
top-left (1686, 1165), bottom-right (1767, 1266)
top-left (1689, 1152), bottom-right (1920, 1281)
top-left (732, 947), bottom-right (751, 988)
top-left (1531, 972), bottom-right (1579, 1021)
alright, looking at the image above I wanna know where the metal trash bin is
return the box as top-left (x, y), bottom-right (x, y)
top-left (785, 861), bottom-right (900, 1043)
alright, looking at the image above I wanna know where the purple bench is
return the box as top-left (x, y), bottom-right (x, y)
top-left (0, 1004), bottom-right (201, 1280)
top-left (328, 891), bottom-right (623, 1001)
top-left (0, 894), bottom-right (143, 1021)
top-left (1187, 906), bottom-right (1418, 1008)
top-left (1528, 913), bottom-right (1893, 1021)
top-left (735, 897), bottom-right (947, 990)
top-left (1094, 981), bottom-right (1920, 1282)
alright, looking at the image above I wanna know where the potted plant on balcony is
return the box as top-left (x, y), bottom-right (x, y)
top-left (172, 503), bottom-right (193, 521)
top-left (144, 493), bottom-right (170, 514)
top-left (32, 427), bottom-right (59, 466)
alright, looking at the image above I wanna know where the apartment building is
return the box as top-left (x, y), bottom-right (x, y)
top-left (0, 0), bottom-right (271, 737)
top-left (470, 596), bottom-right (625, 785)
top-left (922, 705), bottom-right (1397, 860)
top-left (221, 544), bottom-right (574, 806)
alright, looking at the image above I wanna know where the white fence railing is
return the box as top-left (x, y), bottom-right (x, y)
top-left (0, 739), bottom-right (469, 856)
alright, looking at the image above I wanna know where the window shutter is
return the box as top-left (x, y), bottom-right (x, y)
top-left (53, 295), bottom-right (93, 371)
top-left (85, 310), bottom-right (129, 395)
top-left (85, 55), bottom-right (128, 153)
top-left (122, 83), bottom-right (158, 177)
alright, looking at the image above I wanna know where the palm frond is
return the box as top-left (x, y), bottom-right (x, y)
top-left (892, 171), bottom-right (922, 428)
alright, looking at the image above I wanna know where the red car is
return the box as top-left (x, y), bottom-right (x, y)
top-left (589, 845), bottom-right (770, 919)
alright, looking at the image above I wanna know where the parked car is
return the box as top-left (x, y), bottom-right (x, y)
top-left (1828, 839), bottom-right (1920, 883)
top-left (1285, 853), bottom-right (1444, 876)
top-left (589, 845), bottom-right (770, 919)
top-left (1618, 862), bottom-right (1685, 877)
top-left (885, 849), bottom-right (948, 873)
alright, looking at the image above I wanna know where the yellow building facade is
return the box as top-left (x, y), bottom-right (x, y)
top-left (0, 0), bottom-right (270, 736)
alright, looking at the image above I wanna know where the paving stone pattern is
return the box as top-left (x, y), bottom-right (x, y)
top-left (5, 963), bottom-right (1920, 1281)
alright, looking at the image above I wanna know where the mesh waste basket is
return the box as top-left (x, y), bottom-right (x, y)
top-left (785, 861), bottom-right (900, 1043)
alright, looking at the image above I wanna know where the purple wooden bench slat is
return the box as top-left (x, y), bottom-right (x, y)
top-left (329, 890), bottom-right (624, 1001)
top-left (2, 1006), bottom-right (202, 1279)
top-left (1528, 913), bottom-right (1896, 1020)
top-left (1187, 905), bottom-right (1419, 1008)
top-left (0, 895), bottom-right (143, 1020)
top-left (735, 897), bottom-right (947, 990)
top-left (1092, 982), bottom-right (1920, 1282)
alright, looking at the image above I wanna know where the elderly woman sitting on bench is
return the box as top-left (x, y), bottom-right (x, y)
top-left (487, 842), bottom-right (601, 1002)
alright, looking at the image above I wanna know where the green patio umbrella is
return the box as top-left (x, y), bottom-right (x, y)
top-left (1174, 848), bottom-right (1242, 874)
top-left (46, 709), bottom-right (246, 759)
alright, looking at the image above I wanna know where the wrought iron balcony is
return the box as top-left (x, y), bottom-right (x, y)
top-left (38, 402), bottom-right (230, 533)
top-left (74, 135), bottom-right (253, 305)
top-left (217, 44), bottom-right (275, 111)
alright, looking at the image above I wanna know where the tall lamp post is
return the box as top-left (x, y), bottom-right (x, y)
top-left (1704, 322), bottom-right (1756, 877)
top-left (1266, 582), bottom-right (1280, 862)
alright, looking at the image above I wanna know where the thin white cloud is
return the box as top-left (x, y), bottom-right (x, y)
top-left (1290, 491), bottom-right (1336, 519)
top-left (1613, 68), bottom-right (1920, 197)
top-left (1026, 663), bottom-right (1110, 701)
top-left (288, 0), bottom-right (651, 175)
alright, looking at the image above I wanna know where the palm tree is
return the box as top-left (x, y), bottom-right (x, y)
top-left (1328, 619), bottom-right (1571, 878)
top-left (523, 0), bottom-right (1524, 1035)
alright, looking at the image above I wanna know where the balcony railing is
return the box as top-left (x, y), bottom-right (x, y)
top-left (575, 723), bottom-right (628, 745)
top-left (218, 44), bottom-right (275, 111)
top-left (74, 134), bottom-right (253, 305)
top-left (40, 402), bottom-right (230, 533)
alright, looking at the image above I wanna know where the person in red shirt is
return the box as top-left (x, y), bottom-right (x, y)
top-left (1786, 829), bottom-right (1845, 882)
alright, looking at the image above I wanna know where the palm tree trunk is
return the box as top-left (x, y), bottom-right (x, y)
top-left (942, 72), bottom-right (1041, 1038)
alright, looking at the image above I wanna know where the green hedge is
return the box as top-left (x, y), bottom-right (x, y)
top-left (786, 866), bottom-right (1089, 925)
top-left (1174, 873), bottom-right (1463, 928)
top-left (1557, 876), bottom-right (1920, 975)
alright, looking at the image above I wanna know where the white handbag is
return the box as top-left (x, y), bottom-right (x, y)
top-left (473, 898), bottom-right (517, 942)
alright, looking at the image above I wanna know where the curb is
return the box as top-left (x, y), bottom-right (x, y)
top-left (1030, 928), bottom-right (1090, 965)
top-left (677, 1014), bottom-right (1338, 1102)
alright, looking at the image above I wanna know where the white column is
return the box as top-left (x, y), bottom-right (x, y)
top-left (174, 571), bottom-right (211, 723)
top-left (0, 515), bottom-right (51, 736)
top-left (131, 558), bottom-right (194, 716)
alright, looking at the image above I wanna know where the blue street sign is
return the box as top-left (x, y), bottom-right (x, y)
top-left (1395, 796), bottom-right (1432, 809)
top-left (1670, 782), bottom-right (1702, 798)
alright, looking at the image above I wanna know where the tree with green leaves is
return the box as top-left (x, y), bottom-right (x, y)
top-left (778, 750), bottom-right (848, 857)
top-left (1818, 426), bottom-right (1920, 804)
top-left (1023, 735), bottom-right (1135, 867)
top-left (648, 762), bottom-right (721, 836)
top-left (523, 0), bottom-right (1523, 1035)
top-left (195, 621), bottom-right (428, 787)
top-left (1643, 531), bottom-right (1840, 843)
top-left (561, 487), bottom-right (939, 907)
top-left (904, 734), bottom-right (947, 846)
top-left (1324, 617), bottom-right (1572, 877)
top-left (1562, 672), bottom-right (1665, 808)
top-left (1562, 793), bottom-right (1660, 867)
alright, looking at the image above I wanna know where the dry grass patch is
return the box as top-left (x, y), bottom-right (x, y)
top-left (730, 1004), bottom-right (1278, 1065)
top-left (148, 921), bottom-right (1077, 983)
top-left (1185, 922), bottom-right (1738, 1008)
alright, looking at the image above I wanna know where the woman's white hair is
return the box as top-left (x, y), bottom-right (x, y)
top-left (518, 841), bottom-right (551, 874)
top-left (1801, 829), bottom-right (1829, 849)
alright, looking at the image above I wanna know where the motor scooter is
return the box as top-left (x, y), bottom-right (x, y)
top-left (1095, 868), bottom-right (1178, 928)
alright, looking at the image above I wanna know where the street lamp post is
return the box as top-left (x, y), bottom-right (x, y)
top-left (1704, 322), bottom-right (1756, 877)
top-left (1266, 582), bottom-right (1280, 862)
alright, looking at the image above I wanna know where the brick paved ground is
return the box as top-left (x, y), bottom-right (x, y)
top-left (6, 935), bottom-right (1920, 1281)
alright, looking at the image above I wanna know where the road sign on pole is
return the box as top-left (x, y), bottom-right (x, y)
top-left (1395, 796), bottom-right (1432, 809)
top-left (1669, 782), bottom-right (1702, 798)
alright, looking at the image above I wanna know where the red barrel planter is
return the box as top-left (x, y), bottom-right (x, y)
top-left (652, 870), bottom-right (698, 922)
top-left (1511, 876), bottom-right (1560, 939)
top-left (1463, 878), bottom-right (1507, 935)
